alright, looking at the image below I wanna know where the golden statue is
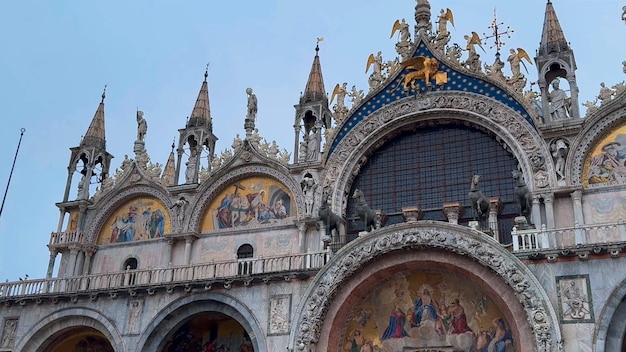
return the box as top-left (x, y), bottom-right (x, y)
top-left (399, 56), bottom-right (448, 90)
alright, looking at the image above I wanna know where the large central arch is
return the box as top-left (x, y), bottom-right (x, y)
top-left (322, 92), bottom-right (553, 215)
top-left (290, 221), bottom-right (562, 351)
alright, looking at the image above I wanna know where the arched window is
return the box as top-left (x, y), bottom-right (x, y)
top-left (123, 257), bottom-right (138, 286)
top-left (237, 244), bottom-right (254, 275)
top-left (347, 124), bottom-right (519, 244)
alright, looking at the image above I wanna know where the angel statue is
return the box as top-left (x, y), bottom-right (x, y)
top-left (366, 51), bottom-right (385, 90)
top-left (390, 18), bottom-right (412, 60)
top-left (436, 8), bottom-right (454, 38)
top-left (330, 82), bottom-right (349, 122)
top-left (390, 18), bottom-right (410, 43)
top-left (507, 48), bottom-right (532, 79)
top-left (463, 32), bottom-right (484, 72)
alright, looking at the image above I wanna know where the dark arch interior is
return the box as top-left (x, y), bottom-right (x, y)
top-left (346, 124), bottom-right (520, 244)
top-left (43, 327), bottom-right (114, 352)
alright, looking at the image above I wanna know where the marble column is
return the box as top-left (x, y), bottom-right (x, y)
top-left (67, 245), bottom-right (80, 277)
top-left (543, 193), bottom-right (555, 229)
top-left (46, 250), bottom-right (58, 279)
top-left (531, 195), bottom-right (542, 229)
top-left (184, 236), bottom-right (195, 266)
top-left (488, 197), bottom-right (502, 241)
top-left (571, 190), bottom-right (585, 226)
top-left (442, 202), bottom-right (462, 225)
top-left (82, 246), bottom-right (97, 276)
top-left (298, 222), bottom-right (307, 252)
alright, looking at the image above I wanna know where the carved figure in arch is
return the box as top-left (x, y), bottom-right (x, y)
top-left (352, 189), bottom-right (380, 232)
top-left (300, 175), bottom-right (318, 216)
top-left (468, 174), bottom-right (489, 221)
top-left (512, 170), bottom-right (532, 222)
top-left (317, 192), bottom-right (346, 245)
top-left (597, 82), bottom-right (615, 105)
top-left (551, 139), bottom-right (568, 181)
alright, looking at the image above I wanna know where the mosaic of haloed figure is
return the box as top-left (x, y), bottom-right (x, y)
top-left (341, 272), bottom-right (514, 352)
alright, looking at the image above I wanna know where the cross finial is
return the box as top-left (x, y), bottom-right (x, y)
top-left (482, 8), bottom-right (514, 53)
top-left (101, 84), bottom-right (107, 103)
top-left (204, 63), bottom-right (209, 81)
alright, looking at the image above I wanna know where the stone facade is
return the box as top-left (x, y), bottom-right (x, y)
top-left (2, 1), bottom-right (626, 352)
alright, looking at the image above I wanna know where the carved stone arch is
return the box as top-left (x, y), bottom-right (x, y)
top-left (594, 278), bottom-right (626, 351)
top-left (540, 58), bottom-right (573, 85)
top-left (188, 164), bottom-right (306, 232)
top-left (322, 92), bottom-right (552, 214)
top-left (136, 292), bottom-right (266, 351)
top-left (569, 107), bottom-right (626, 186)
top-left (15, 307), bottom-right (124, 352)
top-left (290, 221), bottom-right (561, 351)
top-left (85, 185), bottom-right (174, 243)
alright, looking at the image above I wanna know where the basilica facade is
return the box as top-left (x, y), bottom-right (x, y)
top-left (2, 1), bottom-right (626, 351)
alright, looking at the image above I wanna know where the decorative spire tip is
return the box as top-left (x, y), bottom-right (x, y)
top-left (204, 63), bottom-right (209, 82)
top-left (101, 84), bottom-right (107, 103)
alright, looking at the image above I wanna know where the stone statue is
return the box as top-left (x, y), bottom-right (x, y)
top-left (170, 196), bottom-right (189, 229)
top-left (551, 139), bottom-right (568, 181)
top-left (136, 111), bottom-right (147, 142)
top-left (597, 82), bottom-right (615, 105)
top-left (185, 152), bottom-right (198, 184)
top-left (548, 79), bottom-right (570, 120)
top-left (349, 85), bottom-right (364, 107)
top-left (246, 87), bottom-right (257, 121)
top-left (306, 127), bottom-right (321, 161)
top-left (330, 82), bottom-right (348, 118)
top-left (301, 175), bottom-right (317, 216)
top-left (232, 134), bottom-right (243, 150)
top-left (506, 48), bottom-right (531, 79)
top-left (436, 8), bottom-right (454, 38)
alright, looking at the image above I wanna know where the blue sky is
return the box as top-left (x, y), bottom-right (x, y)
top-left (0, 0), bottom-right (624, 281)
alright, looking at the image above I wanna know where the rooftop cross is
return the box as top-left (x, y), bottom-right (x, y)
top-left (482, 8), bottom-right (514, 53)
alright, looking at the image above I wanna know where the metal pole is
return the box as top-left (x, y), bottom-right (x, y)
top-left (0, 128), bottom-right (26, 220)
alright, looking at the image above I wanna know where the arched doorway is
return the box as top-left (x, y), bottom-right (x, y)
top-left (162, 312), bottom-right (253, 351)
top-left (41, 327), bottom-right (114, 352)
top-left (292, 222), bottom-right (561, 351)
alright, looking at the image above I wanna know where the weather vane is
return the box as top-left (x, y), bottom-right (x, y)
top-left (482, 8), bottom-right (514, 53)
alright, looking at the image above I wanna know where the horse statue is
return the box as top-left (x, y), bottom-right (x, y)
top-left (468, 174), bottom-right (490, 221)
top-left (512, 170), bottom-right (532, 221)
top-left (317, 192), bottom-right (346, 245)
top-left (352, 189), bottom-right (380, 232)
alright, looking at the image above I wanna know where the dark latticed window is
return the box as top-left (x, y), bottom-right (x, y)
top-left (237, 244), bottom-right (254, 259)
top-left (347, 125), bottom-right (520, 244)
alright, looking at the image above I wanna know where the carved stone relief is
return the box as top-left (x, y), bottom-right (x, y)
top-left (268, 294), bottom-right (291, 335)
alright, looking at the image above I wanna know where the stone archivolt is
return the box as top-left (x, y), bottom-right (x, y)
top-left (292, 221), bottom-right (562, 351)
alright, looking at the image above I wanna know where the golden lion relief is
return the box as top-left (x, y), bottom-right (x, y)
top-left (399, 56), bottom-right (448, 90)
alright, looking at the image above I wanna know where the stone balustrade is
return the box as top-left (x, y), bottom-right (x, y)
top-left (0, 250), bottom-right (330, 299)
top-left (512, 220), bottom-right (626, 252)
top-left (49, 230), bottom-right (85, 246)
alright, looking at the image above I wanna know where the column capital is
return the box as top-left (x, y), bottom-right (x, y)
top-left (542, 193), bottom-right (554, 203)
top-left (570, 190), bottom-right (582, 201)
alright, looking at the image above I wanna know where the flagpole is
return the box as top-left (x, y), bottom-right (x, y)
top-left (0, 128), bottom-right (26, 221)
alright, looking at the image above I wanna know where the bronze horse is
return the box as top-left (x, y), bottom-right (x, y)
top-left (318, 192), bottom-right (345, 244)
top-left (512, 170), bottom-right (532, 220)
top-left (468, 174), bottom-right (489, 221)
top-left (352, 189), bottom-right (380, 232)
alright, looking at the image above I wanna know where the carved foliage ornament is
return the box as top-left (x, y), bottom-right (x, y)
top-left (293, 223), bottom-right (561, 351)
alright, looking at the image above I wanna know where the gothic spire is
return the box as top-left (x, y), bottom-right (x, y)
top-left (161, 141), bottom-right (176, 187)
top-left (300, 40), bottom-right (327, 104)
top-left (187, 68), bottom-right (212, 129)
top-left (538, 0), bottom-right (570, 56)
top-left (82, 86), bottom-right (107, 149)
